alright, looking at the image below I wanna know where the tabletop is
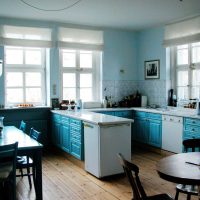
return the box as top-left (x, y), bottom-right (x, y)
top-left (157, 152), bottom-right (200, 185)
top-left (0, 126), bottom-right (43, 150)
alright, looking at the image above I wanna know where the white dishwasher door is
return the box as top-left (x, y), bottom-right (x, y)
top-left (162, 115), bottom-right (183, 153)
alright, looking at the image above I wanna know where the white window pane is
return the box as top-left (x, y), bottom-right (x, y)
top-left (26, 88), bottom-right (42, 102)
top-left (63, 88), bottom-right (76, 100)
top-left (177, 87), bottom-right (188, 100)
top-left (6, 49), bottom-right (23, 64)
top-left (6, 72), bottom-right (23, 87)
top-left (63, 51), bottom-right (76, 67)
top-left (177, 71), bottom-right (188, 86)
top-left (25, 50), bottom-right (42, 65)
top-left (63, 73), bottom-right (76, 87)
top-left (80, 74), bottom-right (92, 87)
top-left (26, 72), bottom-right (41, 87)
top-left (191, 87), bottom-right (200, 99)
top-left (192, 45), bottom-right (200, 63)
top-left (80, 51), bottom-right (92, 68)
top-left (80, 88), bottom-right (92, 101)
top-left (7, 88), bottom-right (23, 103)
top-left (192, 70), bottom-right (200, 86)
top-left (177, 45), bottom-right (188, 65)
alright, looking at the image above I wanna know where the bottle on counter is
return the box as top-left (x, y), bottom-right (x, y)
top-left (77, 99), bottom-right (82, 109)
top-left (103, 96), bottom-right (108, 108)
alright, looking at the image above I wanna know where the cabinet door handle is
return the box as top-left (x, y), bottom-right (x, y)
top-left (84, 124), bottom-right (94, 128)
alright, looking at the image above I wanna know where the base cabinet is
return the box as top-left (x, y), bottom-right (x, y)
top-left (51, 113), bottom-right (83, 160)
top-left (132, 111), bottom-right (162, 148)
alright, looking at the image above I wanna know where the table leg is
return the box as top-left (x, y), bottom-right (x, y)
top-left (34, 149), bottom-right (43, 200)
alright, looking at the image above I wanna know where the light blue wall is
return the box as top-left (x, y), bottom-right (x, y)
top-left (103, 30), bottom-right (137, 81)
top-left (136, 27), bottom-right (166, 80)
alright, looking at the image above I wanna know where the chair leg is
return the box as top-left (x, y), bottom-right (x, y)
top-left (27, 166), bottom-right (32, 190)
top-left (175, 189), bottom-right (179, 200)
top-left (187, 194), bottom-right (191, 200)
top-left (20, 167), bottom-right (23, 177)
top-left (33, 166), bottom-right (36, 190)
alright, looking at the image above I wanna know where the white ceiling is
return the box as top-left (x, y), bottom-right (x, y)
top-left (0, 0), bottom-right (200, 30)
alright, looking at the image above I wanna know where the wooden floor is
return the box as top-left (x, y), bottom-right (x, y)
top-left (15, 148), bottom-right (198, 200)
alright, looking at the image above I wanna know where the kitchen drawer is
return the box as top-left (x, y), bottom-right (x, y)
top-left (183, 131), bottom-right (200, 139)
top-left (184, 124), bottom-right (200, 134)
top-left (71, 132), bottom-right (81, 143)
top-left (184, 118), bottom-right (200, 126)
top-left (134, 111), bottom-right (146, 118)
top-left (70, 118), bottom-right (82, 127)
top-left (70, 140), bottom-right (82, 159)
top-left (70, 124), bottom-right (81, 132)
top-left (61, 116), bottom-right (69, 124)
top-left (147, 113), bottom-right (161, 120)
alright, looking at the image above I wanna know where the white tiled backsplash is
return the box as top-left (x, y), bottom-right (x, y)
top-left (102, 80), bottom-right (168, 107)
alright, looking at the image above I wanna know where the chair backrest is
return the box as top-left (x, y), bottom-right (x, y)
top-left (19, 120), bottom-right (26, 133)
top-left (117, 153), bottom-right (147, 200)
top-left (0, 142), bottom-right (18, 179)
top-left (183, 139), bottom-right (200, 152)
top-left (29, 127), bottom-right (41, 142)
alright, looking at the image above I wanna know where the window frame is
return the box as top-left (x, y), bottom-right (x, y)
top-left (4, 46), bottom-right (46, 106)
top-left (60, 49), bottom-right (101, 102)
top-left (172, 42), bottom-right (200, 101)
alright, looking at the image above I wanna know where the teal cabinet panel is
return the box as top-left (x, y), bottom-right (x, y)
top-left (115, 111), bottom-right (132, 119)
top-left (132, 118), bottom-right (148, 143)
top-left (148, 119), bottom-right (161, 148)
top-left (70, 139), bottom-right (82, 160)
top-left (183, 117), bottom-right (200, 140)
top-left (70, 118), bottom-right (84, 160)
top-left (61, 124), bottom-right (70, 153)
top-left (132, 111), bottom-right (162, 148)
top-left (52, 121), bottom-right (61, 147)
top-left (51, 113), bottom-right (84, 160)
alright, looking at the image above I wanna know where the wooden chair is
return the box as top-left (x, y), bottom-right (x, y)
top-left (117, 153), bottom-right (174, 200)
top-left (175, 139), bottom-right (200, 200)
top-left (19, 120), bottom-right (26, 133)
top-left (0, 142), bottom-right (18, 200)
top-left (16, 128), bottom-right (41, 190)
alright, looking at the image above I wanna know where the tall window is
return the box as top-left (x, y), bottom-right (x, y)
top-left (5, 46), bottom-right (46, 106)
top-left (61, 49), bottom-right (101, 102)
top-left (175, 42), bottom-right (200, 101)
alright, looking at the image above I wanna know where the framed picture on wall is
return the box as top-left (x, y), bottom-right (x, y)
top-left (144, 60), bottom-right (160, 79)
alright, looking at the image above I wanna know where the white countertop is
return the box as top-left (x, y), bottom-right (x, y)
top-left (51, 110), bottom-right (133, 125)
top-left (51, 106), bottom-right (200, 125)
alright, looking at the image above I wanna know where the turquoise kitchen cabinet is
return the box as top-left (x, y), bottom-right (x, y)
top-left (183, 117), bottom-right (200, 140)
top-left (115, 111), bottom-right (133, 119)
top-left (132, 111), bottom-right (162, 148)
top-left (70, 118), bottom-right (84, 160)
top-left (51, 113), bottom-right (84, 160)
top-left (148, 119), bottom-right (162, 148)
top-left (94, 110), bottom-right (133, 119)
top-left (133, 117), bottom-right (148, 143)
top-left (51, 114), bottom-right (62, 147)
top-left (1, 107), bottom-right (50, 146)
top-left (61, 116), bottom-right (70, 153)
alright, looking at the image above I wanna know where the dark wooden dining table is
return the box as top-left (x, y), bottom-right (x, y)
top-left (157, 152), bottom-right (200, 199)
top-left (0, 126), bottom-right (43, 200)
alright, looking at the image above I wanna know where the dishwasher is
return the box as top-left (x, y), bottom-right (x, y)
top-left (162, 115), bottom-right (183, 153)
